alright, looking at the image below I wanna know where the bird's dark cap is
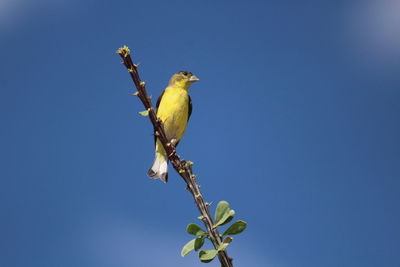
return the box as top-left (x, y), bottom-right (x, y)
top-left (178, 71), bottom-right (193, 76)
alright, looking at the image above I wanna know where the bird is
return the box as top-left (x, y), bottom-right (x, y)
top-left (147, 71), bottom-right (199, 183)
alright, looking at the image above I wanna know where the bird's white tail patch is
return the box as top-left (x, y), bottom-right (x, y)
top-left (147, 155), bottom-right (168, 183)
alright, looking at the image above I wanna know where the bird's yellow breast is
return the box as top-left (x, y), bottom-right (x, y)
top-left (156, 87), bottom-right (189, 141)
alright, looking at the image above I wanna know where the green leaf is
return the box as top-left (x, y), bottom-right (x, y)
top-left (187, 223), bottom-right (206, 236)
top-left (217, 236), bottom-right (233, 252)
top-left (216, 209), bottom-right (235, 227)
top-left (181, 238), bottom-right (196, 257)
top-left (222, 220), bottom-right (247, 236)
top-left (215, 201), bottom-right (230, 223)
top-left (223, 236), bottom-right (233, 243)
top-left (217, 242), bottom-right (229, 252)
top-left (138, 110), bottom-right (149, 116)
top-left (199, 249), bottom-right (218, 263)
top-left (194, 237), bottom-right (205, 251)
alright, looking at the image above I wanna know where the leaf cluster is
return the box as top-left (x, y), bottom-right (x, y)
top-left (181, 201), bottom-right (247, 263)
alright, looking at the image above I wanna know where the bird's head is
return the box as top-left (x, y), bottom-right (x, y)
top-left (168, 71), bottom-right (200, 90)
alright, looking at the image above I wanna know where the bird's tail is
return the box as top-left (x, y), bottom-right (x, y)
top-left (147, 154), bottom-right (168, 183)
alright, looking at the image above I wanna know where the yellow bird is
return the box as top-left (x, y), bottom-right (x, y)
top-left (147, 71), bottom-right (199, 182)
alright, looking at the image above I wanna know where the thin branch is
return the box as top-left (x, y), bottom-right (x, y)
top-left (117, 46), bottom-right (233, 267)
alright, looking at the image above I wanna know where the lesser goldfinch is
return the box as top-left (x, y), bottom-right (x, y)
top-left (147, 71), bottom-right (199, 183)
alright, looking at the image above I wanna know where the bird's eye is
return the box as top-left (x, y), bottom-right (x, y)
top-left (182, 71), bottom-right (188, 76)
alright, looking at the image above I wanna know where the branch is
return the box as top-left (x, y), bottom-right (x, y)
top-left (116, 46), bottom-right (233, 267)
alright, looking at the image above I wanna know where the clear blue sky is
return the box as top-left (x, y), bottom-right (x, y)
top-left (1, 0), bottom-right (399, 266)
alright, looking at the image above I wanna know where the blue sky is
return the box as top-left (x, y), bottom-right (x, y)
top-left (1, 0), bottom-right (399, 266)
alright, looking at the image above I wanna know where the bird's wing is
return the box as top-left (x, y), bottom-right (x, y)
top-left (174, 95), bottom-right (192, 148)
top-left (188, 95), bottom-right (192, 121)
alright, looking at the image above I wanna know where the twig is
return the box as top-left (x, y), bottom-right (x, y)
top-left (117, 46), bottom-right (233, 267)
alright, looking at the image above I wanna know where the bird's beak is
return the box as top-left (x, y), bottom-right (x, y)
top-left (189, 75), bottom-right (200, 82)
